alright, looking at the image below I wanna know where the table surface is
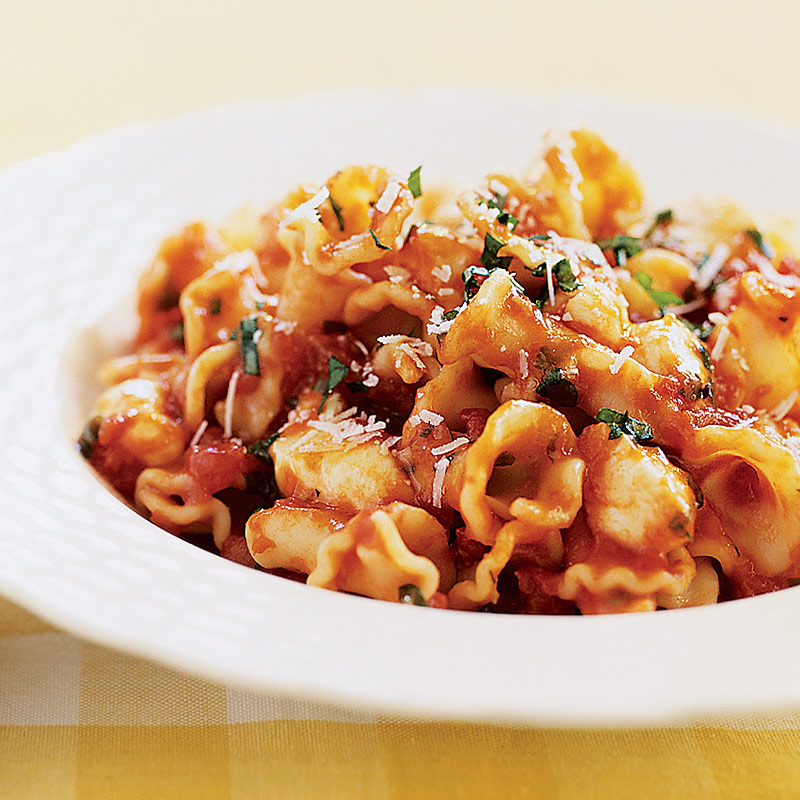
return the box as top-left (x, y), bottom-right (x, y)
top-left (3, 1), bottom-right (800, 797)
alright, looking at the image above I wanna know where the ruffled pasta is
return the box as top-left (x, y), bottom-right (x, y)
top-left (80, 128), bottom-right (800, 614)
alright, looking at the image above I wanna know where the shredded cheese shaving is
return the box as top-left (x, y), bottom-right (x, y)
top-left (223, 370), bottom-right (240, 439)
top-left (695, 243), bottom-right (730, 291)
top-left (282, 187), bottom-right (330, 225)
top-left (375, 181), bottom-right (401, 214)
top-left (610, 345), bottom-right (635, 375)
top-left (188, 419), bottom-right (208, 449)
top-left (711, 325), bottom-right (730, 362)
top-left (430, 437), bottom-right (470, 457)
top-left (432, 457), bottom-right (449, 508)
top-left (770, 390), bottom-right (799, 421)
top-left (417, 409), bottom-right (444, 426)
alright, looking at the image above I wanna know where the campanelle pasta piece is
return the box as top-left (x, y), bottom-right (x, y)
top-left (307, 502), bottom-right (454, 604)
top-left (246, 501), bottom-right (351, 575)
top-left (93, 378), bottom-right (186, 467)
top-left (135, 467), bottom-right (231, 550)
top-left (270, 399), bottom-right (414, 513)
top-left (557, 423), bottom-right (698, 614)
top-left (710, 271), bottom-right (800, 414)
top-left (444, 401), bottom-right (584, 610)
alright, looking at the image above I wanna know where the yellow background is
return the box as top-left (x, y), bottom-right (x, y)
top-left (3, 0), bottom-right (800, 169)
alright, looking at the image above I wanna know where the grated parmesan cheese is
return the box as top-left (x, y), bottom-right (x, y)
top-left (544, 251), bottom-right (559, 307)
top-left (711, 325), bottom-right (730, 362)
top-left (380, 435), bottom-right (401, 454)
top-left (362, 372), bottom-right (380, 388)
top-left (609, 345), bottom-right (635, 375)
top-left (188, 419), bottom-right (208, 448)
top-left (282, 186), bottom-right (330, 226)
top-left (519, 350), bottom-right (529, 380)
top-left (695, 243), bottom-right (730, 291)
top-left (384, 266), bottom-right (410, 284)
top-left (223, 371), bottom-right (240, 439)
top-left (430, 437), bottom-right (470, 457)
top-left (545, 232), bottom-right (607, 268)
top-left (375, 181), bottom-right (401, 214)
top-left (755, 253), bottom-right (800, 288)
top-left (213, 249), bottom-right (258, 274)
top-left (667, 297), bottom-right (707, 315)
top-left (708, 311), bottom-right (728, 327)
top-left (770, 390), bottom-right (799, 421)
top-left (431, 263), bottom-right (452, 282)
top-left (427, 304), bottom-right (460, 336)
top-left (432, 457), bottom-right (449, 508)
top-left (417, 409), bottom-right (444, 426)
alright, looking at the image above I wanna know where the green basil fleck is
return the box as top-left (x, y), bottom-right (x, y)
top-left (239, 317), bottom-right (260, 376)
top-left (247, 432), bottom-right (281, 462)
top-left (329, 194), bottom-right (345, 232)
top-left (398, 584), bottom-right (428, 606)
top-left (77, 417), bottom-right (101, 459)
top-left (596, 235), bottom-right (643, 266)
top-left (634, 272), bottom-right (682, 315)
top-left (596, 408), bottom-right (654, 444)
top-left (408, 166), bottom-right (422, 199)
top-left (369, 227), bottom-right (392, 251)
top-left (746, 228), bottom-right (774, 258)
top-left (536, 368), bottom-right (578, 407)
top-left (318, 356), bottom-right (349, 413)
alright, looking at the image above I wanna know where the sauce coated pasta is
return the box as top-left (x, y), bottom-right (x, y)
top-left (79, 130), bottom-right (800, 614)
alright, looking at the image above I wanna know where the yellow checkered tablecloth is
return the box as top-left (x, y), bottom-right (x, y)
top-left (2, 594), bottom-right (800, 799)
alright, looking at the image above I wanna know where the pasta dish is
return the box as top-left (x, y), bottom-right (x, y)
top-left (78, 130), bottom-right (800, 614)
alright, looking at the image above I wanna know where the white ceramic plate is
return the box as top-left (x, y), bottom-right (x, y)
top-left (2, 89), bottom-right (800, 726)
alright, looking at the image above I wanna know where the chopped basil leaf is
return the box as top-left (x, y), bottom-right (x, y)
top-left (247, 432), bottom-right (281, 462)
top-left (745, 228), bottom-right (774, 258)
top-left (368, 227), bottom-right (391, 251)
top-left (480, 232), bottom-right (512, 271)
top-left (466, 237), bottom-right (524, 299)
top-left (698, 342), bottom-right (713, 372)
top-left (553, 258), bottom-right (581, 292)
top-left (328, 194), bottom-right (345, 231)
top-left (238, 316), bottom-right (260, 376)
top-left (318, 356), bottom-right (349, 413)
top-left (668, 515), bottom-right (692, 538)
top-left (536, 368), bottom-right (578, 407)
top-left (527, 233), bottom-right (551, 242)
top-left (462, 265), bottom-right (491, 302)
top-left (255, 300), bottom-right (266, 310)
top-left (644, 209), bottom-right (673, 238)
top-left (169, 322), bottom-right (185, 346)
top-left (245, 469), bottom-right (280, 505)
top-left (398, 584), bottom-right (428, 606)
top-left (209, 298), bottom-right (222, 315)
top-left (634, 272), bottom-right (682, 315)
top-left (596, 408), bottom-right (654, 444)
top-left (479, 189), bottom-right (508, 213)
top-left (497, 211), bottom-right (520, 231)
top-left (596, 235), bottom-right (643, 266)
top-left (679, 316), bottom-right (714, 342)
top-left (77, 417), bottom-right (101, 459)
top-left (527, 258), bottom-right (581, 305)
top-left (408, 166), bottom-right (422, 199)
